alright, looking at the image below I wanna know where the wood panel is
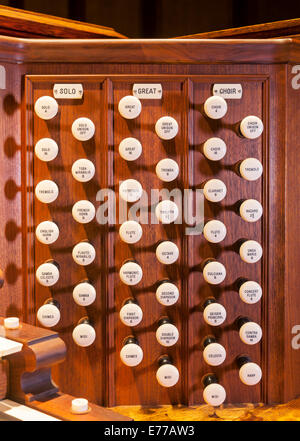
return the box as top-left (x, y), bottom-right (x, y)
top-left (0, 38), bottom-right (298, 408)
top-left (0, 5), bottom-right (126, 39)
top-left (25, 76), bottom-right (110, 405)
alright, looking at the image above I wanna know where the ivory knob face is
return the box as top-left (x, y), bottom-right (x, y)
top-left (239, 362), bottom-right (262, 386)
top-left (35, 138), bottom-right (58, 162)
top-left (119, 261), bottom-right (143, 286)
top-left (156, 364), bottom-right (179, 387)
top-left (36, 262), bottom-right (59, 287)
top-left (156, 323), bottom-right (179, 347)
top-left (203, 261), bottom-right (226, 285)
top-left (155, 116), bottom-right (178, 140)
top-left (118, 95), bottom-right (142, 119)
top-left (34, 96), bottom-right (58, 120)
top-left (72, 323), bottom-right (96, 347)
top-left (119, 302), bottom-right (143, 327)
top-left (120, 343), bottom-right (143, 367)
top-left (239, 199), bottom-right (263, 223)
top-left (72, 117), bottom-right (95, 141)
top-left (239, 240), bottom-right (263, 264)
top-left (203, 343), bottom-right (226, 366)
top-left (239, 322), bottom-right (262, 345)
top-left (203, 179), bottom-right (227, 203)
top-left (240, 115), bottom-right (263, 139)
top-left (37, 304), bottom-right (60, 328)
top-left (204, 96), bottom-right (227, 119)
top-left (35, 180), bottom-right (59, 204)
top-left (203, 383), bottom-right (226, 406)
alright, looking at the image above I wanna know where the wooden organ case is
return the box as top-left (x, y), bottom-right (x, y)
top-left (0, 36), bottom-right (299, 410)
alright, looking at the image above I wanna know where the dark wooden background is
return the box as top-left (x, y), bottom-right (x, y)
top-left (2, 0), bottom-right (300, 38)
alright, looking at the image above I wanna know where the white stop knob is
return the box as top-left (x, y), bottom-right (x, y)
top-left (35, 180), bottom-right (59, 204)
top-left (240, 115), bottom-right (263, 139)
top-left (119, 179), bottom-right (143, 203)
top-left (72, 322), bottom-right (96, 347)
top-left (203, 343), bottom-right (226, 366)
top-left (203, 137), bottom-right (227, 161)
top-left (119, 261), bottom-right (143, 286)
top-left (203, 261), bottom-right (226, 285)
top-left (156, 281), bottom-right (179, 306)
top-left (203, 179), bottom-right (227, 203)
top-left (71, 159), bottom-right (95, 182)
top-left (72, 242), bottom-right (96, 266)
top-left (239, 321), bottom-right (262, 345)
top-left (35, 138), bottom-right (59, 162)
top-left (156, 364), bottom-right (179, 387)
top-left (36, 262), bottom-right (59, 287)
top-left (34, 96), bottom-right (58, 120)
top-left (37, 303), bottom-right (60, 328)
top-left (239, 362), bottom-right (262, 386)
top-left (239, 240), bottom-right (263, 263)
top-left (156, 322), bottom-right (179, 347)
top-left (204, 96), bottom-right (227, 119)
top-left (71, 398), bottom-right (89, 414)
top-left (155, 200), bottom-right (179, 224)
top-left (155, 116), bottom-right (178, 140)
top-left (71, 117), bottom-right (95, 141)
top-left (73, 282), bottom-right (96, 306)
top-left (72, 200), bottom-right (95, 224)
top-left (119, 302), bottom-right (143, 327)
top-left (118, 95), bottom-right (142, 119)
top-left (156, 158), bottom-right (179, 182)
top-left (35, 221), bottom-right (59, 245)
top-left (119, 220), bottom-right (143, 244)
top-left (203, 302), bottom-right (227, 327)
top-left (239, 280), bottom-right (262, 304)
top-left (119, 137), bottom-right (142, 161)
top-left (203, 383), bottom-right (226, 406)
top-left (203, 220), bottom-right (227, 243)
top-left (4, 317), bottom-right (20, 330)
top-left (240, 158), bottom-right (263, 181)
top-left (120, 343), bottom-right (143, 367)
top-left (156, 241), bottom-right (179, 265)
top-left (239, 199), bottom-right (263, 223)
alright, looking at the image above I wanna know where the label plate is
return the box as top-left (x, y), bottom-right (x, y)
top-left (132, 84), bottom-right (162, 99)
top-left (213, 84), bottom-right (242, 99)
top-left (53, 84), bottom-right (83, 99)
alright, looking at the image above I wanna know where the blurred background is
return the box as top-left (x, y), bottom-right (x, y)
top-left (2, 0), bottom-right (300, 38)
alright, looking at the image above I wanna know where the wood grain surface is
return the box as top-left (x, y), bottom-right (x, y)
top-left (0, 38), bottom-right (298, 408)
top-left (0, 5), bottom-right (126, 39)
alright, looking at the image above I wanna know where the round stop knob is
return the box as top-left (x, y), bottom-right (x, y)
top-left (156, 355), bottom-right (179, 388)
top-left (237, 317), bottom-right (262, 345)
top-left (37, 299), bottom-right (60, 328)
top-left (72, 319), bottom-right (96, 347)
top-left (202, 260), bottom-right (226, 285)
top-left (237, 355), bottom-right (262, 386)
top-left (120, 337), bottom-right (143, 367)
top-left (203, 336), bottom-right (226, 366)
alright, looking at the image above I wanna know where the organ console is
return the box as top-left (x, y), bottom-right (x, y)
top-left (0, 7), bottom-right (299, 421)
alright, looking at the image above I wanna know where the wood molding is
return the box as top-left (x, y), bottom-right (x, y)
top-left (0, 37), bottom-right (299, 64)
top-left (0, 5), bottom-right (126, 40)
top-left (0, 318), bottom-right (66, 403)
top-left (174, 18), bottom-right (300, 40)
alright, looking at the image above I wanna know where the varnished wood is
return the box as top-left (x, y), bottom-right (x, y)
top-left (29, 393), bottom-right (132, 421)
top-left (0, 36), bottom-right (300, 64)
top-left (174, 18), bottom-right (300, 40)
top-left (0, 318), bottom-right (66, 402)
top-left (0, 37), bottom-right (299, 409)
top-left (0, 360), bottom-right (8, 399)
top-left (0, 5), bottom-right (126, 39)
top-left (112, 398), bottom-right (300, 421)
